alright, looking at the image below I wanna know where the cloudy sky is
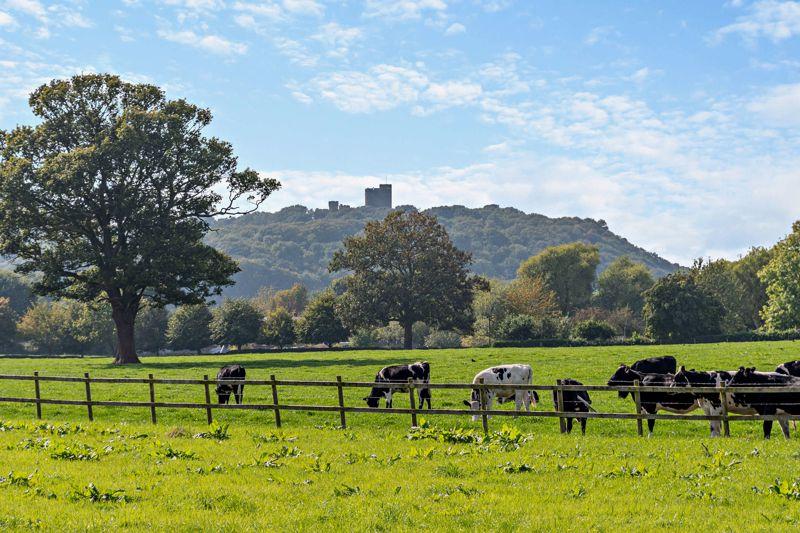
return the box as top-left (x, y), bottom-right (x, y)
top-left (1, 0), bottom-right (799, 265)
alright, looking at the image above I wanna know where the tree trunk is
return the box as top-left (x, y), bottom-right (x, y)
top-left (112, 305), bottom-right (140, 364)
top-left (403, 322), bottom-right (413, 350)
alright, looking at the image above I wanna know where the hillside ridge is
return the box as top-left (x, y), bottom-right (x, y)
top-left (205, 204), bottom-right (681, 298)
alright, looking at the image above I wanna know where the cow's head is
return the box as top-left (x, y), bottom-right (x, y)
top-left (363, 388), bottom-right (384, 408)
top-left (462, 389), bottom-right (481, 411)
top-left (607, 364), bottom-right (637, 399)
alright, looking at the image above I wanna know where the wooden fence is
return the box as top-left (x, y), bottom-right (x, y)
top-left (1, 373), bottom-right (800, 437)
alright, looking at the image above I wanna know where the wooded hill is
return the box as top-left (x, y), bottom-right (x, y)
top-left (206, 204), bottom-right (680, 299)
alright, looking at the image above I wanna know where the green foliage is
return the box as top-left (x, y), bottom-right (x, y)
top-left (572, 319), bottom-right (616, 341)
top-left (210, 299), bottom-right (263, 349)
top-left (0, 74), bottom-right (279, 363)
top-left (166, 305), bottom-right (212, 353)
top-left (348, 328), bottom-right (380, 348)
top-left (68, 483), bottom-right (130, 503)
top-left (296, 290), bottom-right (348, 347)
top-left (134, 304), bottom-right (169, 354)
top-left (206, 205), bottom-right (679, 299)
top-left (0, 297), bottom-right (18, 350)
top-left (16, 300), bottom-right (113, 354)
top-left (693, 258), bottom-right (749, 333)
top-left (472, 280), bottom-right (514, 339)
top-left (643, 272), bottom-right (724, 341)
top-left (0, 270), bottom-right (34, 316)
top-left (193, 423), bottom-right (230, 441)
top-left (255, 283), bottom-right (309, 316)
top-left (759, 221), bottom-right (800, 331)
top-left (261, 307), bottom-right (296, 348)
top-left (331, 211), bottom-right (484, 349)
top-left (496, 313), bottom-right (560, 341)
top-left (423, 330), bottom-right (462, 349)
top-left (517, 242), bottom-right (601, 312)
top-left (731, 247), bottom-right (771, 330)
top-left (594, 256), bottom-right (654, 315)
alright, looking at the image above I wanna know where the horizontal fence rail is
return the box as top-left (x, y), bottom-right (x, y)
top-left (2, 373), bottom-right (800, 436)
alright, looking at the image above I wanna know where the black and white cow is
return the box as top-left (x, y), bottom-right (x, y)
top-left (630, 355), bottom-right (677, 375)
top-left (363, 361), bottom-right (431, 409)
top-left (216, 364), bottom-right (245, 404)
top-left (462, 364), bottom-right (539, 421)
top-left (776, 360), bottom-right (800, 377)
top-left (729, 366), bottom-right (800, 439)
top-left (552, 378), bottom-right (592, 435)
top-left (671, 366), bottom-right (774, 437)
top-left (607, 365), bottom-right (698, 436)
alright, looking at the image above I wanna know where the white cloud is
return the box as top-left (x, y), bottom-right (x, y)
top-left (477, 0), bottom-right (513, 13)
top-left (584, 25), bottom-right (617, 45)
top-left (157, 29), bottom-right (248, 55)
top-left (233, 1), bottom-right (283, 20)
top-left (0, 11), bottom-right (16, 26)
top-left (298, 64), bottom-right (484, 114)
top-left (712, 0), bottom-right (800, 43)
top-left (364, 0), bottom-right (448, 21)
top-left (3, 0), bottom-right (92, 33)
top-left (444, 22), bottom-right (465, 35)
top-left (748, 83), bottom-right (800, 126)
top-left (273, 36), bottom-right (318, 66)
top-left (312, 22), bottom-right (363, 58)
top-left (6, 0), bottom-right (46, 20)
top-left (282, 0), bottom-right (324, 17)
top-left (628, 67), bottom-right (651, 83)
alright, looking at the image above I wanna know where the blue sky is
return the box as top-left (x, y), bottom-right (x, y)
top-left (1, 0), bottom-right (800, 265)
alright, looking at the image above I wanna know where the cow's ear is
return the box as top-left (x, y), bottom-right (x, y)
top-left (678, 365), bottom-right (685, 372)
top-left (462, 400), bottom-right (471, 407)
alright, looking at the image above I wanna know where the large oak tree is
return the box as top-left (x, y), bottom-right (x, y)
top-left (330, 210), bottom-right (485, 349)
top-left (0, 74), bottom-right (279, 363)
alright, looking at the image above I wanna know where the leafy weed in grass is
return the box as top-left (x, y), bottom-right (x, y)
top-left (308, 457), bottom-right (331, 473)
top-left (0, 421), bottom-right (19, 432)
top-left (31, 423), bottom-right (84, 436)
top-left (153, 443), bottom-right (198, 460)
top-left (333, 484), bottom-right (361, 497)
top-left (0, 471), bottom-right (33, 487)
top-left (435, 463), bottom-right (465, 478)
top-left (499, 462), bottom-right (536, 474)
top-left (768, 479), bottom-right (800, 500)
top-left (252, 452), bottom-right (282, 468)
top-left (193, 422), bottom-right (230, 441)
top-left (430, 484), bottom-right (482, 500)
top-left (68, 483), bottom-right (130, 504)
top-left (602, 464), bottom-right (650, 478)
top-left (49, 443), bottom-right (98, 461)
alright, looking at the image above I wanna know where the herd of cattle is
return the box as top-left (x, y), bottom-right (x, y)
top-left (215, 357), bottom-right (800, 439)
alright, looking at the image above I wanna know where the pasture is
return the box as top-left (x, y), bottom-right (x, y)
top-left (2, 341), bottom-right (800, 530)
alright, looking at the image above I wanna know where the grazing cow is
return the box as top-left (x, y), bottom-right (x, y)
top-left (776, 361), bottom-right (800, 430)
top-left (364, 361), bottom-right (431, 409)
top-left (607, 365), bottom-right (698, 436)
top-left (552, 378), bottom-right (592, 435)
top-left (216, 365), bottom-right (245, 404)
top-left (462, 364), bottom-right (539, 421)
top-left (729, 366), bottom-right (800, 439)
top-left (630, 355), bottom-right (677, 375)
top-left (776, 360), bottom-right (800, 377)
top-left (671, 366), bottom-right (773, 437)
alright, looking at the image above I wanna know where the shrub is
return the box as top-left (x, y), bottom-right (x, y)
top-left (261, 308), bottom-right (296, 348)
top-left (211, 299), bottom-right (263, 349)
top-left (424, 330), bottom-right (462, 349)
top-left (572, 319), bottom-right (616, 341)
top-left (166, 305), bottom-right (212, 353)
top-left (349, 328), bottom-right (379, 348)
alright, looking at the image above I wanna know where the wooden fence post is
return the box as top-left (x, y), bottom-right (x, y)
top-left (203, 374), bottom-right (213, 425)
top-left (270, 374), bottom-right (281, 428)
top-left (633, 379), bottom-right (643, 437)
top-left (408, 378), bottom-right (418, 428)
top-left (33, 371), bottom-right (42, 420)
top-left (84, 372), bottom-right (93, 422)
top-left (336, 376), bottom-right (346, 429)
top-left (478, 378), bottom-right (489, 434)
top-left (556, 379), bottom-right (566, 434)
top-left (148, 373), bottom-right (157, 425)
top-left (719, 386), bottom-right (730, 437)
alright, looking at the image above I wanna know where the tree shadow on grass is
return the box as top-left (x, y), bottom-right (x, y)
top-left (94, 356), bottom-right (414, 373)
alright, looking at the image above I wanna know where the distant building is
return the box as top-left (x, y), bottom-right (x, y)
top-left (365, 183), bottom-right (392, 208)
top-left (328, 201), bottom-right (339, 211)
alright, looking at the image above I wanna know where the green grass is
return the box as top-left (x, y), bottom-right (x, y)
top-left (1, 341), bottom-right (800, 530)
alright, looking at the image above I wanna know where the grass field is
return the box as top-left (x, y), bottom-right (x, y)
top-left (2, 341), bottom-right (800, 530)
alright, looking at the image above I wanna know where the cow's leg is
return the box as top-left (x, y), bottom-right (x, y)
top-left (523, 391), bottom-right (531, 412)
top-left (486, 395), bottom-right (494, 419)
top-left (235, 385), bottom-right (244, 405)
top-left (778, 416), bottom-right (790, 439)
top-left (707, 404), bottom-right (721, 437)
top-left (566, 417), bottom-right (573, 434)
top-left (514, 391), bottom-right (523, 414)
top-left (580, 416), bottom-right (587, 435)
top-left (644, 406), bottom-right (656, 437)
top-left (763, 419), bottom-right (773, 439)
top-left (385, 390), bottom-right (393, 409)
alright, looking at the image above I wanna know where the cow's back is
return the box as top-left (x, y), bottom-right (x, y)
top-left (631, 356), bottom-right (677, 375)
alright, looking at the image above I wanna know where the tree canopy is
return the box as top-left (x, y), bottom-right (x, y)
top-left (0, 74), bottom-right (279, 363)
top-left (330, 210), bottom-right (485, 349)
top-left (166, 305), bottom-right (212, 353)
top-left (594, 256), bottom-right (654, 315)
top-left (296, 290), bottom-right (348, 347)
top-left (759, 221), bottom-right (800, 331)
top-left (643, 272), bottom-right (724, 341)
top-left (517, 242), bottom-right (600, 313)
